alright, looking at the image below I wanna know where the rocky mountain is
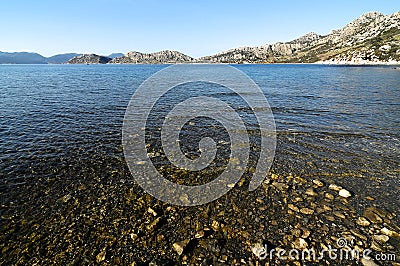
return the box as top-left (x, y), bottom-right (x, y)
top-left (199, 11), bottom-right (400, 64)
top-left (0, 52), bottom-right (46, 64)
top-left (45, 53), bottom-right (82, 64)
top-left (2, 11), bottom-right (398, 65)
top-left (197, 32), bottom-right (323, 63)
top-left (109, 50), bottom-right (194, 64)
top-left (313, 11), bottom-right (400, 64)
top-left (67, 54), bottom-right (112, 64)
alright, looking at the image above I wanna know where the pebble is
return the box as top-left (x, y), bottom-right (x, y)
top-left (96, 250), bottom-right (106, 263)
top-left (130, 233), bottom-right (138, 241)
top-left (370, 241), bottom-right (384, 252)
top-left (328, 184), bottom-right (342, 191)
top-left (251, 243), bottom-right (265, 257)
top-left (293, 238), bottom-right (308, 249)
top-left (173, 239), bottom-right (190, 256)
top-left (301, 229), bottom-right (311, 238)
top-left (324, 215), bottom-right (335, 222)
top-left (380, 227), bottom-right (392, 236)
top-left (288, 204), bottom-right (299, 212)
top-left (368, 207), bottom-right (388, 218)
top-left (220, 255), bottom-right (228, 262)
top-left (179, 194), bottom-right (190, 205)
top-left (157, 234), bottom-right (164, 242)
top-left (372, 234), bottom-right (389, 243)
top-left (147, 207), bottom-right (157, 216)
top-left (305, 188), bottom-right (318, 197)
top-left (291, 228), bottom-right (302, 238)
top-left (292, 197), bottom-right (303, 202)
top-left (338, 189), bottom-right (352, 198)
top-left (380, 227), bottom-right (400, 238)
top-left (361, 257), bottom-right (378, 266)
top-left (356, 217), bottom-right (370, 227)
top-left (333, 211), bottom-right (346, 219)
top-left (323, 205), bottom-right (332, 211)
top-left (195, 230), bottom-right (205, 239)
top-left (60, 194), bottom-right (72, 203)
top-left (211, 220), bottom-right (220, 231)
top-left (312, 179), bottom-right (324, 187)
top-left (300, 208), bottom-right (314, 215)
top-left (350, 229), bottom-right (367, 241)
top-left (325, 193), bottom-right (334, 200)
top-left (271, 173), bottom-right (278, 180)
top-left (146, 217), bottom-right (161, 232)
top-left (363, 209), bottom-right (383, 224)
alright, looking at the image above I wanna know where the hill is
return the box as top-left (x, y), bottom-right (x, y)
top-left (199, 11), bottom-right (400, 64)
top-left (109, 50), bottom-right (194, 64)
top-left (0, 52), bottom-right (46, 64)
top-left (45, 53), bottom-right (82, 64)
top-left (108, 53), bottom-right (124, 59)
top-left (67, 54), bottom-right (112, 64)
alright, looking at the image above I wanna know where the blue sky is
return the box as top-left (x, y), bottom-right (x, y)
top-left (1, 0), bottom-right (398, 57)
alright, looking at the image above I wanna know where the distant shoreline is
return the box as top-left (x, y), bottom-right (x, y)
top-left (2, 62), bottom-right (400, 66)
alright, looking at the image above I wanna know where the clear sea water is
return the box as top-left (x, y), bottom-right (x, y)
top-left (1, 64), bottom-right (399, 215)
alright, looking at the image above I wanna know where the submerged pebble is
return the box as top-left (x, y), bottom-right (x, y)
top-left (356, 217), bottom-right (371, 227)
top-left (173, 239), bottom-right (190, 256)
top-left (338, 188), bottom-right (352, 198)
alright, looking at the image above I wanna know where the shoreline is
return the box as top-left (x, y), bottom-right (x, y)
top-left (2, 62), bottom-right (400, 66)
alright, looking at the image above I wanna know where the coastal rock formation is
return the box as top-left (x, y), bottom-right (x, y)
top-left (110, 50), bottom-right (194, 64)
top-left (197, 46), bottom-right (270, 63)
top-left (324, 12), bottom-right (390, 46)
top-left (4, 11), bottom-right (396, 65)
top-left (312, 11), bottom-right (400, 64)
top-left (200, 11), bottom-right (400, 64)
top-left (67, 54), bottom-right (112, 64)
top-left (197, 32), bottom-right (322, 63)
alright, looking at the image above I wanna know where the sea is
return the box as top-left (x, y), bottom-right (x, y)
top-left (0, 64), bottom-right (399, 262)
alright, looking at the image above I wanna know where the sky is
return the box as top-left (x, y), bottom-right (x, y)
top-left (0, 0), bottom-right (398, 58)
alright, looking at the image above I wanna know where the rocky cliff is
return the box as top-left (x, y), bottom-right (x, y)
top-left (67, 54), bottom-right (112, 64)
top-left (197, 32), bottom-right (323, 63)
top-left (199, 11), bottom-right (400, 64)
top-left (313, 11), bottom-right (400, 64)
top-left (109, 50), bottom-right (194, 64)
top-left (65, 11), bottom-right (399, 65)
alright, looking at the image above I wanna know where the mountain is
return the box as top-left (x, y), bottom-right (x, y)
top-left (2, 11), bottom-right (399, 65)
top-left (199, 11), bottom-right (400, 64)
top-left (45, 53), bottom-right (82, 64)
top-left (67, 54), bottom-right (112, 64)
top-left (0, 52), bottom-right (119, 64)
top-left (0, 52), bottom-right (46, 64)
top-left (311, 11), bottom-right (400, 64)
top-left (197, 32), bottom-right (323, 63)
top-left (196, 35), bottom-right (319, 63)
top-left (110, 50), bottom-right (194, 64)
top-left (285, 11), bottom-right (400, 64)
top-left (108, 53), bottom-right (124, 59)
